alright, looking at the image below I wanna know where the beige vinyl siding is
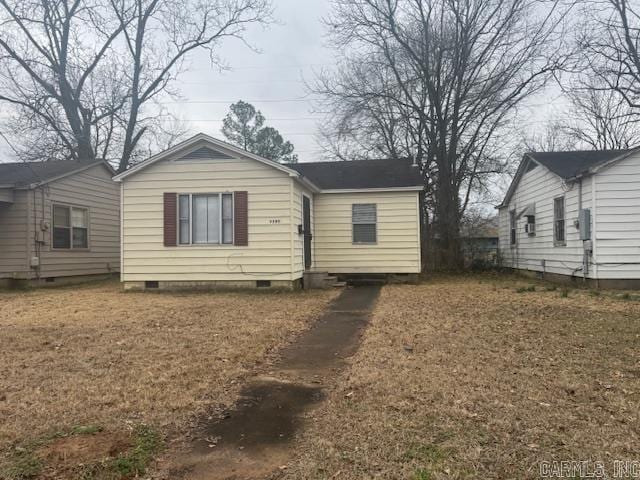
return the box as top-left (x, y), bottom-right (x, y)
top-left (33, 164), bottom-right (120, 278)
top-left (122, 156), bottom-right (297, 282)
top-left (498, 161), bottom-right (592, 277)
top-left (0, 190), bottom-right (30, 278)
top-left (313, 191), bottom-right (421, 273)
top-left (593, 151), bottom-right (640, 279)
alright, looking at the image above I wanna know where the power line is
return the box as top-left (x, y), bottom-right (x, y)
top-left (159, 97), bottom-right (321, 104)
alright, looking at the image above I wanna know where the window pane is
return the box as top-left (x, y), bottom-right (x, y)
top-left (222, 219), bottom-right (233, 244)
top-left (179, 195), bottom-right (189, 220)
top-left (53, 227), bottom-right (71, 248)
top-left (179, 220), bottom-right (189, 244)
top-left (192, 195), bottom-right (208, 243)
top-left (222, 194), bottom-right (233, 219)
top-left (222, 194), bottom-right (233, 244)
top-left (53, 205), bottom-right (70, 227)
top-left (207, 195), bottom-right (220, 243)
top-left (73, 227), bottom-right (88, 248)
top-left (352, 204), bottom-right (376, 224)
top-left (353, 224), bottom-right (376, 243)
top-left (72, 208), bottom-right (87, 228)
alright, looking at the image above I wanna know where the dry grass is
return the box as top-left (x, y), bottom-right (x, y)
top-left (284, 275), bottom-right (640, 479)
top-left (0, 281), bottom-right (337, 456)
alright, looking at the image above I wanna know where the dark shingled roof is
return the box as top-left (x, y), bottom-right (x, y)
top-left (289, 158), bottom-right (423, 190)
top-left (528, 150), bottom-right (631, 179)
top-left (0, 160), bottom-right (105, 188)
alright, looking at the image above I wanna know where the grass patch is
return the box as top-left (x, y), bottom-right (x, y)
top-left (0, 450), bottom-right (42, 480)
top-left (109, 426), bottom-right (160, 478)
top-left (560, 288), bottom-right (570, 298)
top-left (414, 468), bottom-right (432, 480)
top-left (515, 285), bottom-right (536, 293)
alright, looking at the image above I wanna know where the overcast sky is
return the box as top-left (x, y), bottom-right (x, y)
top-left (0, 0), bottom-right (569, 169)
top-left (163, 0), bottom-right (335, 162)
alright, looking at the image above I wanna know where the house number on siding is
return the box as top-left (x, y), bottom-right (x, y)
top-left (269, 219), bottom-right (281, 224)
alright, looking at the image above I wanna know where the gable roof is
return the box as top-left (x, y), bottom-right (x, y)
top-left (114, 133), bottom-right (424, 192)
top-left (498, 148), bottom-right (640, 208)
top-left (527, 150), bottom-right (633, 180)
top-left (113, 133), bottom-right (300, 182)
top-left (289, 158), bottom-right (423, 190)
top-left (0, 159), bottom-right (111, 189)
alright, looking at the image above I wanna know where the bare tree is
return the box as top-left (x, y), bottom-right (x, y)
top-left (0, 0), bottom-right (272, 171)
top-left (581, 0), bottom-right (640, 111)
top-left (560, 78), bottom-right (640, 149)
top-left (317, 0), bottom-right (572, 269)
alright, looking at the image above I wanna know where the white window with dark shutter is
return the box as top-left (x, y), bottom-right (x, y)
top-left (52, 204), bottom-right (89, 249)
top-left (352, 203), bottom-right (377, 244)
top-left (177, 193), bottom-right (234, 245)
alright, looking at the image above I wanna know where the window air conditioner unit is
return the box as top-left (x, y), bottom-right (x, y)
top-left (525, 223), bottom-right (536, 235)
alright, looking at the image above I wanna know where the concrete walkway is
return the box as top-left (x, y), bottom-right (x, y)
top-left (167, 286), bottom-right (380, 480)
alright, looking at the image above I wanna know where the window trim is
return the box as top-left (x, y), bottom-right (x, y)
top-left (177, 192), bottom-right (234, 246)
top-left (352, 203), bottom-right (377, 245)
top-left (553, 196), bottom-right (566, 247)
top-left (51, 203), bottom-right (90, 251)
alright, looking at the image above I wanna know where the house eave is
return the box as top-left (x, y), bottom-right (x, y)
top-left (319, 186), bottom-right (424, 194)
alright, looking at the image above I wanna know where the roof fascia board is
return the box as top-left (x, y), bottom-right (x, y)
top-left (25, 160), bottom-right (108, 189)
top-left (113, 133), bottom-right (300, 181)
top-left (581, 147), bottom-right (640, 178)
top-left (319, 186), bottom-right (423, 193)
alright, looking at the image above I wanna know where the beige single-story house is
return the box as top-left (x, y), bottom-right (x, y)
top-left (114, 133), bottom-right (423, 290)
top-left (498, 148), bottom-right (640, 288)
top-left (0, 160), bottom-right (120, 287)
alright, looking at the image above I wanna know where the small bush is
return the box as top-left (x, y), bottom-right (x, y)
top-left (545, 285), bottom-right (558, 292)
top-left (560, 289), bottom-right (570, 298)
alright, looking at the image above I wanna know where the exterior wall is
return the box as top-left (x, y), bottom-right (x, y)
top-left (498, 162), bottom-right (593, 278)
top-left (0, 190), bottom-right (30, 279)
top-left (32, 164), bottom-right (120, 279)
top-left (121, 155), bottom-right (298, 282)
top-left (593, 151), bottom-right (640, 280)
top-left (312, 191), bottom-right (421, 274)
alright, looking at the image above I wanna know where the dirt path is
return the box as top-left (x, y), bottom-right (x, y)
top-left (160, 286), bottom-right (380, 480)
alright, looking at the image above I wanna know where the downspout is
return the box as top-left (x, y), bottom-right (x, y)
top-left (591, 174), bottom-right (599, 287)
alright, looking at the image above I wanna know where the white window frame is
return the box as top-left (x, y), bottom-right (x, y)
top-left (553, 196), bottom-right (566, 246)
top-left (51, 203), bottom-right (90, 250)
top-left (177, 193), bottom-right (234, 246)
top-left (352, 203), bottom-right (377, 245)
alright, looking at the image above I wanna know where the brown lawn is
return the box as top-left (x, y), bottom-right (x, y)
top-left (0, 281), bottom-right (337, 478)
top-left (284, 275), bottom-right (640, 480)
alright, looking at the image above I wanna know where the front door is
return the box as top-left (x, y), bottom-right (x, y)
top-left (303, 195), bottom-right (312, 270)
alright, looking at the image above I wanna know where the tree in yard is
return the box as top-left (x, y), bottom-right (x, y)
top-left (316, 0), bottom-right (572, 270)
top-left (560, 79), bottom-right (640, 150)
top-left (0, 0), bottom-right (272, 171)
top-left (221, 100), bottom-right (298, 163)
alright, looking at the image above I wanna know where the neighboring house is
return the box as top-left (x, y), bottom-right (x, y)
top-left (498, 148), bottom-right (640, 288)
top-left (0, 160), bottom-right (120, 287)
top-left (460, 216), bottom-right (499, 268)
top-left (114, 133), bottom-right (423, 290)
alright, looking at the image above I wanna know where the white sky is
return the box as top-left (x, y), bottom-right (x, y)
top-left (162, 0), bottom-right (335, 162)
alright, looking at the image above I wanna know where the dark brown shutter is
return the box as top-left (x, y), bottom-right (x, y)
top-left (234, 191), bottom-right (248, 246)
top-left (164, 193), bottom-right (177, 247)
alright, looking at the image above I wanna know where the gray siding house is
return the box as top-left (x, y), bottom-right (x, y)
top-left (498, 148), bottom-right (640, 288)
top-left (0, 160), bottom-right (120, 287)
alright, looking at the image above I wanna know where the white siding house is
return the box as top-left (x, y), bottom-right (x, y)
top-left (498, 149), bottom-right (640, 288)
top-left (114, 134), bottom-right (424, 290)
